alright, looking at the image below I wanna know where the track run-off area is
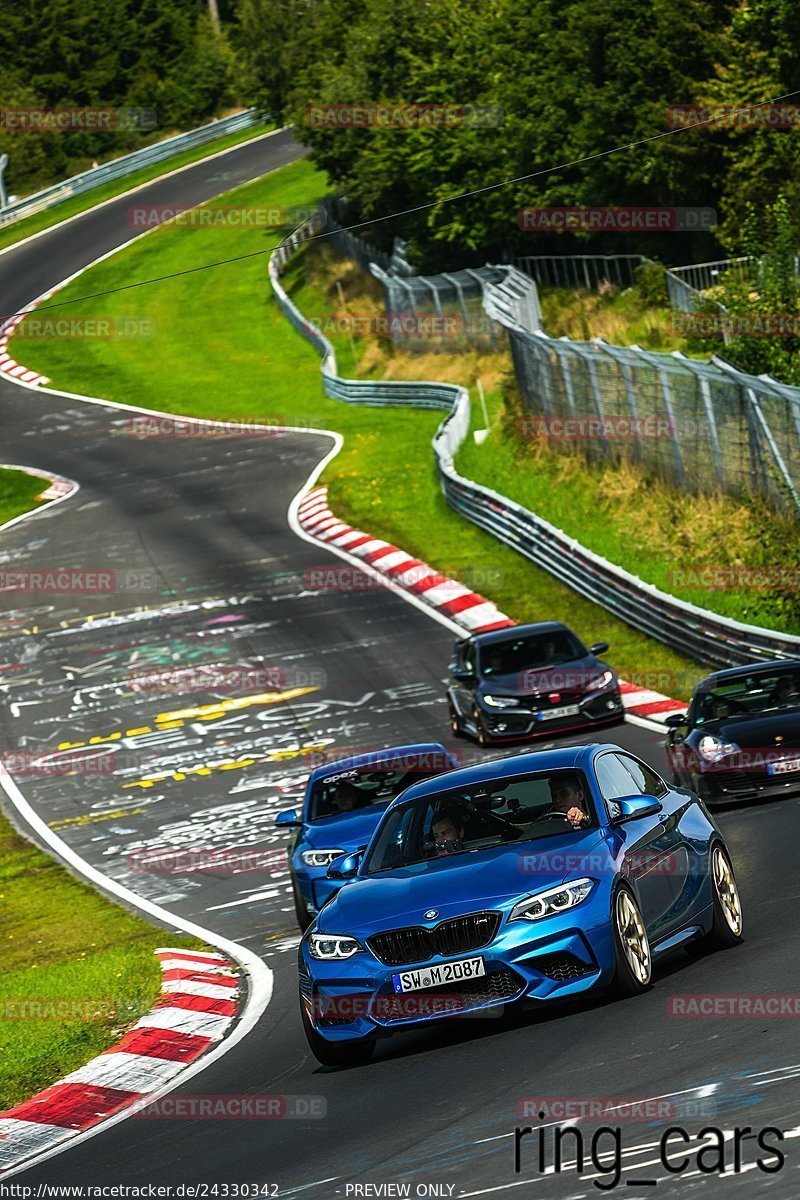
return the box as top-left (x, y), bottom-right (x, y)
top-left (0, 131), bottom-right (799, 1196)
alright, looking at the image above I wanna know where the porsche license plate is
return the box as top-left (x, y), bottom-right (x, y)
top-left (767, 757), bottom-right (800, 775)
top-left (392, 956), bottom-right (486, 994)
top-left (537, 704), bottom-right (581, 721)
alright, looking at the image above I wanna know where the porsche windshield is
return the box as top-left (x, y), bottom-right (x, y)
top-left (308, 756), bottom-right (449, 821)
top-left (478, 630), bottom-right (587, 677)
top-left (364, 770), bottom-right (597, 873)
top-left (694, 668), bottom-right (800, 723)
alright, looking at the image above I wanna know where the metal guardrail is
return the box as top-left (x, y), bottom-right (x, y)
top-left (270, 217), bottom-right (800, 668)
top-left (0, 108), bottom-right (263, 229)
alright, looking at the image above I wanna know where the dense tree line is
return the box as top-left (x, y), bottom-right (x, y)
top-left (0, 0), bottom-right (238, 196)
top-left (239, 0), bottom-right (800, 269)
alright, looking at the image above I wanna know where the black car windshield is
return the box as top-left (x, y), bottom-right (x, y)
top-left (479, 630), bottom-right (587, 677)
top-left (308, 756), bottom-right (450, 821)
top-left (364, 769), bottom-right (597, 873)
top-left (694, 669), bottom-right (800, 723)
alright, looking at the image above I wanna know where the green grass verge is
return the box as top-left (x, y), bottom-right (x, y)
top-left (0, 810), bottom-right (203, 1109)
top-left (0, 473), bottom-right (204, 1110)
top-left (0, 120), bottom-right (275, 255)
top-left (13, 160), bottom-right (704, 697)
top-left (0, 469), bottom-right (47, 527)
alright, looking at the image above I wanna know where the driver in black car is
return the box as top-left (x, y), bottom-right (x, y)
top-left (547, 773), bottom-right (589, 828)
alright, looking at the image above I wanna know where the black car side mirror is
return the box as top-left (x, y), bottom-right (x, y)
top-left (451, 667), bottom-right (476, 684)
top-left (590, 642), bottom-right (610, 656)
top-left (664, 713), bottom-right (687, 728)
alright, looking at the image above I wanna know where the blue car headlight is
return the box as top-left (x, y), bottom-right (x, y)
top-left (308, 933), bottom-right (363, 960)
top-left (484, 695), bottom-right (521, 708)
top-left (509, 878), bottom-right (595, 923)
top-left (300, 848), bottom-right (345, 868)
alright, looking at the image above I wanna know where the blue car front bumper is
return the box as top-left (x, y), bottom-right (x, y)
top-left (299, 900), bottom-right (617, 1043)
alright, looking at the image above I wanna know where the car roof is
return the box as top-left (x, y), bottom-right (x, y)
top-left (696, 658), bottom-right (800, 689)
top-left (467, 621), bottom-right (570, 648)
top-left (386, 742), bottom-right (614, 808)
top-left (307, 742), bottom-right (452, 785)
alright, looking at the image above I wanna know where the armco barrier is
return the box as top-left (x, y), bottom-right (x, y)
top-left (269, 218), bottom-right (800, 669)
top-left (0, 109), bottom-right (263, 229)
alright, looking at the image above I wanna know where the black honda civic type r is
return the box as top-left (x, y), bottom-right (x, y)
top-left (446, 621), bottom-right (624, 745)
top-left (666, 659), bottom-right (800, 805)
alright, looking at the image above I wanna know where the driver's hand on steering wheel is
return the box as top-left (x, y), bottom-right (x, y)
top-left (564, 805), bottom-right (587, 827)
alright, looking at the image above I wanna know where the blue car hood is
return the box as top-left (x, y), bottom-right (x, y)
top-left (302, 806), bottom-right (389, 853)
top-left (318, 829), bottom-right (606, 935)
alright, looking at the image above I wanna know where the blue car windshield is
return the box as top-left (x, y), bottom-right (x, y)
top-left (479, 630), bottom-right (587, 677)
top-left (308, 757), bottom-right (450, 821)
top-left (364, 769), bottom-right (597, 873)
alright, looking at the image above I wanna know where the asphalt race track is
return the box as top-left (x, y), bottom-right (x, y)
top-left (1, 132), bottom-right (799, 1197)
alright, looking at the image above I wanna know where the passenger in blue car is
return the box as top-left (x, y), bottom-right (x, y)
top-left (547, 773), bottom-right (590, 828)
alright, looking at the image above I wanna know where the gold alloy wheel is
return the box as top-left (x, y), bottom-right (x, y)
top-left (712, 845), bottom-right (743, 936)
top-left (616, 890), bottom-right (652, 986)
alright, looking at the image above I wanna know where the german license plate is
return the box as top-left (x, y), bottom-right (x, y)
top-left (537, 704), bottom-right (581, 721)
top-left (767, 757), bottom-right (800, 775)
top-left (392, 956), bottom-right (486, 994)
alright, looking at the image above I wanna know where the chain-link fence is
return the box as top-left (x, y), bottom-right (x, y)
top-left (497, 322), bottom-right (800, 513)
top-left (514, 255), bottom-right (645, 291)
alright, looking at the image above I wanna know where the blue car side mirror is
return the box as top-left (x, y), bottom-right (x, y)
top-left (609, 794), bottom-right (662, 825)
top-left (275, 809), bottom-right (302, 828)
top-left (327, 851), bottom-right (362, 881)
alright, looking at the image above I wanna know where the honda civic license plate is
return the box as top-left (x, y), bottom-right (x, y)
top-left (392, 956), bottom-right (485, 994)
top-left (537, 704), bottom-right (581, 721)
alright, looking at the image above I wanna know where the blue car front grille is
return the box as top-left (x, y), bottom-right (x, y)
top-left (368, 911), bottom-right (501, 966)
top-left (533, 953), bottom-right (593, 982)
top-left (370, 967), bottom-right (524, 1024)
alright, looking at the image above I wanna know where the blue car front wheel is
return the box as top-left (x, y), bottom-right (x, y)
top-left (610, 886), bottom-right (652, 997)
top-left (300, 997), bottom-right (376, 1068)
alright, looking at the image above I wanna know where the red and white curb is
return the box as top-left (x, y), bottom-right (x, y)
top-left (297, 485), bottom-right (687, 725)
top-left (0, 300), bottom-right (54, 388)
top-left (298, 485), bottom-right (515, 636)
top-left (0, 948), bottom-right (241, 1172)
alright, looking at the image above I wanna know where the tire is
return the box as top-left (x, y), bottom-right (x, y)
top-left (472, 706), bottom-right (490, 748)
top-left (448, 699), bottom-right (465, 739)
top-left (610, 885), bottom-right (652, 997)
top-left (300, 1001), bottom-right (376, 1067)
top-left (292, 879), bottom-right (312, 933)
top-left (690, 843), bottom-right (743, 954)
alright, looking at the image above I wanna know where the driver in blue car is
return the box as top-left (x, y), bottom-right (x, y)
top-left (548, 773), bottom-right (589, 827)
top-left (431, 809), bottom-right (465, 855)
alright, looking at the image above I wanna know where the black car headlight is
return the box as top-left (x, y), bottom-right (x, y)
top-left (484, 695), bottom-right (522, 709)
top-left (509, 879), bottom-right (595, 923)
top-left (698, 735), bottom-right (739, 763)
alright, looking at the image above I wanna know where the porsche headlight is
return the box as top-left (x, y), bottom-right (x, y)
top-left (698, 735), bottom-right (739, 763)
top-left (308, 933), bottom-right (362, 960)
top-left (484, 695), bottom-right (521, 708)
top-left (509, 878), bottom-right (595, 923)
top-left (585, 670), bottom-right (614, 692)
top-left (300, 848), bottom-right (345, 868)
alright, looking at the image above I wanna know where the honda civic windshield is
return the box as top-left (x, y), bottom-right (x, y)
top-left (478, 631), bottom-right (588, 677)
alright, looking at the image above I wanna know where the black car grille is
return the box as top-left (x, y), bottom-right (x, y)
top-left (371, 967), bottom-right (523, 1024)
top-left (533, 953), bottom-right (593, 982)
top-left (368, 911), bottom-right (501, 966)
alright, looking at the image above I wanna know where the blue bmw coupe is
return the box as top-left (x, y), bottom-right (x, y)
top-left (298, 743), bottom-right (743, 1065)
top-left (276, 742), bottom-right (460, 930)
